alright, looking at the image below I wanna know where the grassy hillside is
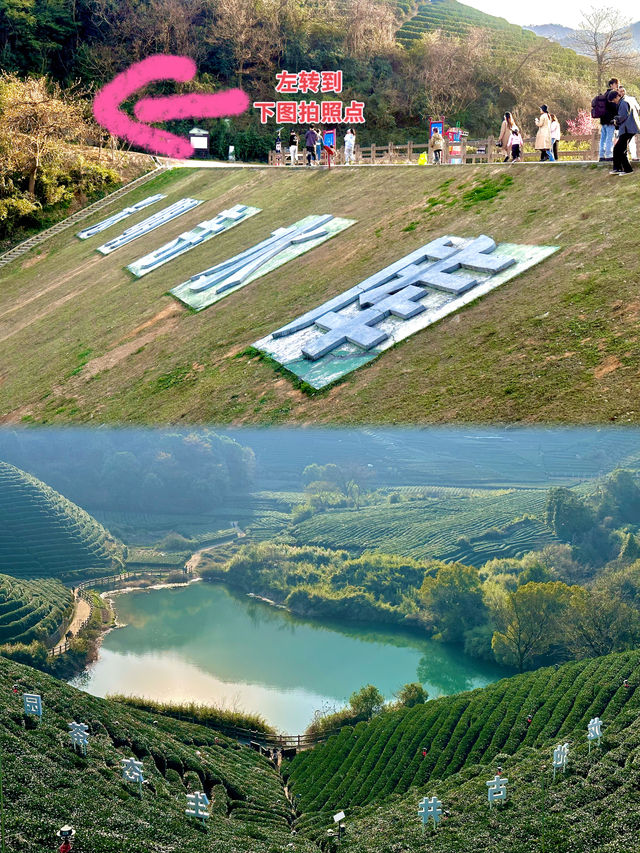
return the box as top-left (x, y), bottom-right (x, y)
top-left (0, 657), bottom-right (317, 853)
top-left (1, 164), bottom-right (639, 426)
top-left (286, 648), bottom-right (640, 818)
top-left (0, 461), bottom-right (123, 580)
top-left (0, 574), bottom-right (72, 644)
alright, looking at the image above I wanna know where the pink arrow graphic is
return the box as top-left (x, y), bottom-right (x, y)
top-left (93, 55), bottom-right (250, 159)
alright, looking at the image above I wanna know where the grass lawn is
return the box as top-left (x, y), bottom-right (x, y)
top-left (1, 163), bottom-right (638, 426)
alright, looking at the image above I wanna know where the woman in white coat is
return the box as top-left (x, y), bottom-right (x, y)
top-left (535, 105), bottom-right (554, 162)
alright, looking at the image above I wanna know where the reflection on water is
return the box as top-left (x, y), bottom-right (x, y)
top-left (71, 582), bottom-right (505, 731)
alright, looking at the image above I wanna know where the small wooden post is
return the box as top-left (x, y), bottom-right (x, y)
top-left (487, 136), bottom-right (495, 163)
top-left (370, 143), bottom-right (376, 163)
top-left (407, 140), bottom-right (413, 160)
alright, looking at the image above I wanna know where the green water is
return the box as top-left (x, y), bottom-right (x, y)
top-left (71, 582), bottom-right (505, 732)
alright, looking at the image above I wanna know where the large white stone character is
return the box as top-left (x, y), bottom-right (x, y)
top-left (69, 722), bottom-right (90, 755)
top-left (587, 717), bottom-right (602, 751)
top-left (552, 742), bottom-right (569, 778)
top-left (418, 795), bottom-right (442, 828)
top-left (23, 693), bottom-right (42, 717)
top-left (486, 774), bottom-right (508, 806)
top-left (121, 757), bottom-right (145, 786)
top-left (186, 791), bottom-right (210, 824)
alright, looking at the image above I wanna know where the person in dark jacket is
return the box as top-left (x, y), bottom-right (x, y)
top-left (610, 89), bottom-right (639, 174)
top-left (599, 78), bottom-right (619, 161)
top-left (305, 127), bottom-right (318, 166)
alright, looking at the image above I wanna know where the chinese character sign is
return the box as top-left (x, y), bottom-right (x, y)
top-left (122, 758), bottom-right (145, 785)
top-left (552, 742), bottom-right (569, 779)
top-left (254, 69), bottom-right (364, 125)
top-left (23, 693), bottom-right (42, 718)
top-left (186, 791), bottom-right (210, 824)
top-left (486, 775), bottom-right (508, 806)
top-left (255, 236), bottom-right (559, 390)
top-left (418, 796), bottom-right (442, 828)
top-left (587, 717), bottom-right (602, 750)
top-left (69, 722), bottom-right (90, 755)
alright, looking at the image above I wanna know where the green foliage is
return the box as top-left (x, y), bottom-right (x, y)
top-left (349, 684), bottom-right (385, 718)
top-left (111, 696), bottom-right (275, 736)
top-left (395, 681), bottom-right (429, 707)
top-left (420, 562), bottom-right (486, 643)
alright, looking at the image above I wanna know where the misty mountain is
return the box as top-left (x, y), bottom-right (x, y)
top-left (525, 21), bottom-right (640, 54)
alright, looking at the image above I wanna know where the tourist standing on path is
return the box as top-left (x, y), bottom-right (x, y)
top-left (305, 126), bottom-right (318, 166)
top-left (508, 125), bottom-right (523, 161)
top-left (289, 129), bottom-right (298, 165)
top-left (315, 128), bottom-right (323, 164)
top-left (535, 105), bottom-right (554, 161)
top-left (610, 89), bottom-right (639, 175)
top-left (344, 128), bottom-right (356, 164)
top-left (429, 129), bottom-right (444, 163)
top-left (549, 114), bottom-right (561, 162)
top-left (497, 112), bottom-right (514, 162)
top-left (619, 87), bottom-right (639, 161)
top-left (595, 78), bottom-right (620, 161)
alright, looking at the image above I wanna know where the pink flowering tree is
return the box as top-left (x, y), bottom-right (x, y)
top-left (566, 109), bottom-right (596, 136)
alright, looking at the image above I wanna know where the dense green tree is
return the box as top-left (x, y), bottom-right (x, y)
top-left (420, 562), bottom-right (486, 643)
top-left (395, 682), bottom-right (428, 707)
top-left (490, 581), bottom-right (572, 672)
top-left (349, 684), bottom-right (384, 719)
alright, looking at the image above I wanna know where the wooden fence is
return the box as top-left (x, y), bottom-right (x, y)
top-left (268, 132), bottom-right (598, 166)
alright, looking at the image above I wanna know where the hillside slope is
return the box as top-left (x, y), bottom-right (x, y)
top-left (313, 703), bottom-right (640, 852)
top-left (0, 574), bottom-right (72, 645)
top-left (0, 461), bottom-right (123, 580)
top-left (1, 164), bottom-right (639, 425)
top-left (287, 649), bottom-right (640, 814)
top-left (0, 657), bottom-right (317, 852)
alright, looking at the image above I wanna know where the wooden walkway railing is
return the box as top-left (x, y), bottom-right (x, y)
top-left (268, 132), bottom-right (598, 166)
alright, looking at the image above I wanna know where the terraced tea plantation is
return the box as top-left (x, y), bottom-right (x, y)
top-left (291, 488), bottom-right (556, 564)
top-left (396, 0), bottom-right (593, 82)
top-left (0, 461), bottom-right (123, 580)
top-left (287, 648), bottom-right (640, 820)
top-left (0, 658), bottom-right (316, 853)
top-left (0, 574), bottom-right (72, 645)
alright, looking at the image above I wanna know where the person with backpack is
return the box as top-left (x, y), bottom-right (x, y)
top-left (619, 87), bottom-right (639, 161)
top-left (593, 78), bottom-right (620, 161)
top-left (429, 129), bottom-right (444, 163)
top-left (610, 88), bottom-right (639, 175)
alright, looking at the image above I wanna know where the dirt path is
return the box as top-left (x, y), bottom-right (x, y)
top-left (52, 594), bottom-right (91, 654)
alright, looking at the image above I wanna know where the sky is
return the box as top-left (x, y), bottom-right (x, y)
top-left (462, 0), bottom-right (639, 28)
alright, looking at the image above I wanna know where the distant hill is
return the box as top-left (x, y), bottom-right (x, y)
top-left (0, 461), bottom-right (124, 581)
top-left (397, 0), bottom-right (593, 80)
top-left (526, 20), bottom-right (640, 54)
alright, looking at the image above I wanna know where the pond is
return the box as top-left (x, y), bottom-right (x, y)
top-left (71, 582), bottom-right (505, 732)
